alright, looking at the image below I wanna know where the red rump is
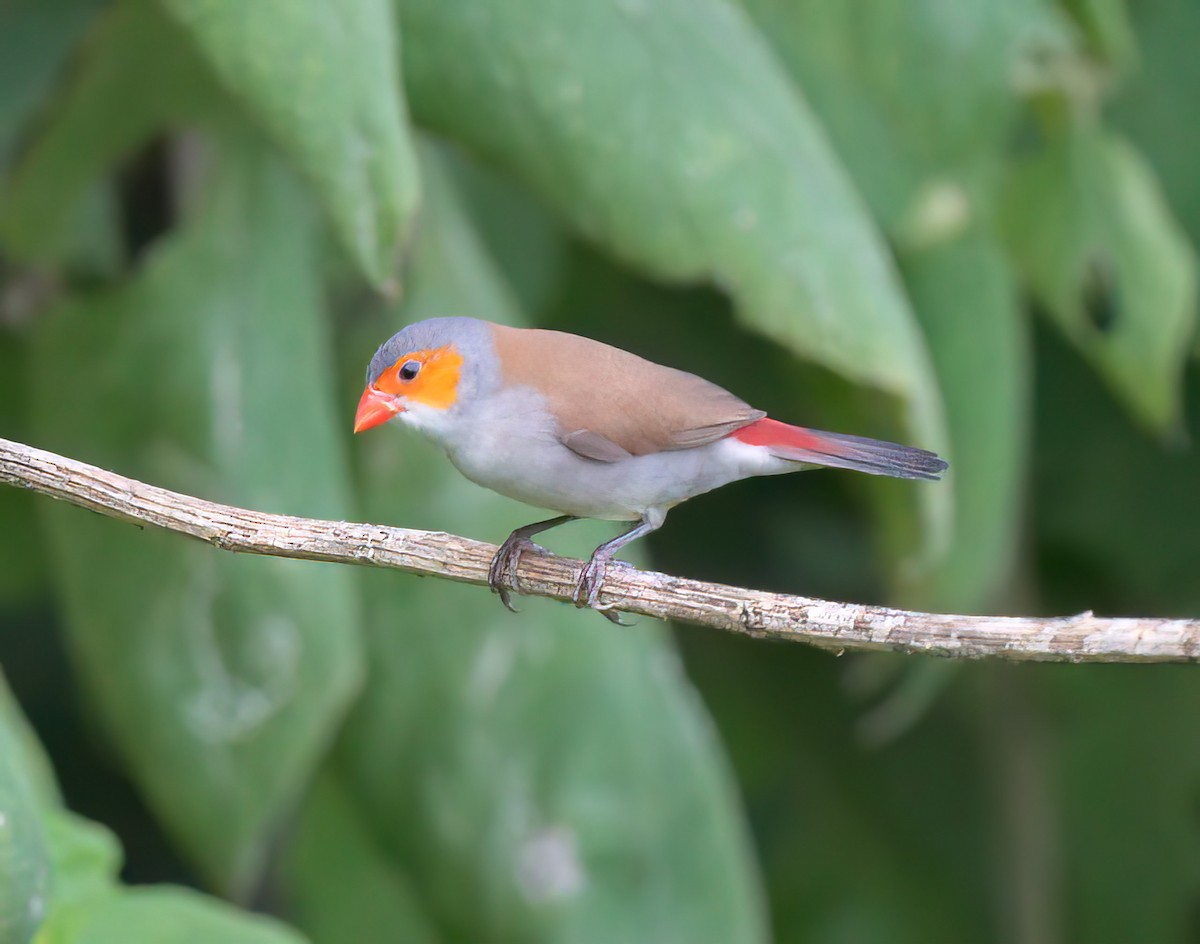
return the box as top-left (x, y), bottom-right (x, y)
top-left (731, 417), bottom-right (829, 451)
top-left (729, 416), bottom-right (948, 480)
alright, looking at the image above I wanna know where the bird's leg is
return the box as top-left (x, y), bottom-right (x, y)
top-left (489, 515), bottom-right (578, 612)
top-left (574, 511), bottom-right (666, 622)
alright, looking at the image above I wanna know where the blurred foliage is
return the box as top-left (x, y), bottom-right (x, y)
top-left (0, 0), bottom-right (1198, 942)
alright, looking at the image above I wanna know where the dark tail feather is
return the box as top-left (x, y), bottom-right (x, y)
top-left (731, 418), bottom-right (948, 481)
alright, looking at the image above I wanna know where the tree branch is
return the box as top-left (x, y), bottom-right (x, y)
top-left (2, 436), bottom-right (1196, 662)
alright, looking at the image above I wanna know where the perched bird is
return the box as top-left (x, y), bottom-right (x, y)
top-left (354, 317), bottom-right (947, 620)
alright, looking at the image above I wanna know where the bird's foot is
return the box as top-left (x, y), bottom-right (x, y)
top-left (488, 536), bottom-right (549, 612)
top-left (572, 557), bottom-right (633, 625)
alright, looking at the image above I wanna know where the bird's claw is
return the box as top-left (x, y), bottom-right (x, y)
top-left (488, 538), bottom-right (548, 612)
top-left (572, 558), bottom-right (604, 609)
top-left (494, 530), bottom-right (634, 625)
top-left (573, 558), bottom-right (633, 624)
top-left (595, 603), bottom-right (632, 626)
top-left (495, 585), bottom-right (519, 614)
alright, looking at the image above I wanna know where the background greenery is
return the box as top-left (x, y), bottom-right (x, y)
top-left (1, 0), bottom-right (1198, 941)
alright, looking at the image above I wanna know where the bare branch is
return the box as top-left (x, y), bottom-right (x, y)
top-left (2, 436), bottom-right (1196, 662)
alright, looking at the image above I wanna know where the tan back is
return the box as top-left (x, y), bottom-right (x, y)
top-left (491, 324), bottom-right (763, 458)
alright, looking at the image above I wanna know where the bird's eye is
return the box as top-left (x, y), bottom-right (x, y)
top-left (398, 359), bottom-right (421, 382)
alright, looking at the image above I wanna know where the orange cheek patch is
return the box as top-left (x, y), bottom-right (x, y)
top-left (376, 345), bottom-right (463, 410)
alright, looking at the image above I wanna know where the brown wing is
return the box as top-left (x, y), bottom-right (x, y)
top-left (491, 324), bottom-right (764, 459)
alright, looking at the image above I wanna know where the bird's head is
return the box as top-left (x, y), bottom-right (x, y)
top-left (354, 317), bottom-right (492, 435)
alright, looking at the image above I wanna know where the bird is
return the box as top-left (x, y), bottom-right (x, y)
top-left (354, 317), bottom-right (948, 621)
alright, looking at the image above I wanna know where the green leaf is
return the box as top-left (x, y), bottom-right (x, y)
top-left (38, 887), bottom-right (306, 944)
top-left (679, 640), bottom-right (992, 943)
top-left (0, 0), bottom-right (102, 167)
top-left (443, 149), bottom-right (569, 318)
top-left (159, 0), bottom-right (420, 289)
top-left (0, 675), bottom-right (308, 944)
top-left (0, 675), bottom-right (52, 944)
top-left (0, 675), bottom-right (58, 810)
top-left (397, 0), bottom-right (949, 563)
top-left (1001, 127), bottom-right (1198, 433)
top-left (899, 231), bottom-right (1030, 612)
top-left (1109, 0), bottom-right (1200, 252)
top-left (0, 1), bottom-right (222, 263)
top-left (1034, 329), bottom-right (1200, 617)
top-left (738, 0), bottom-right (1073, 240)
top-left (41, 812), bottom-right (123, 915)
top-left (335, 143), bottom-right (768, 943)
top-left (1061, 0), bottom-right (1138, 70)
top-left (1039, 666), bottom-right (1200, 944)
top-left (29, 140), bottom-right (362, 892)
top-left (283, 775), bottom-right (437, 944)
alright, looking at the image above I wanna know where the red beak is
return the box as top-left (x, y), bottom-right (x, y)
top-left (354, 386), bottom-right (403, 433)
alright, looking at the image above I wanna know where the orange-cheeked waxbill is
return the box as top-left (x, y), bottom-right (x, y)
top-left (354, 317), bottom-right (948, 620)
